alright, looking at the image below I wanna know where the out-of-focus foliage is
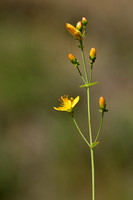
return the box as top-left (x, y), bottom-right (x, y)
top-left (0, 1), bottom-right (133, 200)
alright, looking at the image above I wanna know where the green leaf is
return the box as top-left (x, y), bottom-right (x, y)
top-left (90, 141), bottom-right (99, 149)
top-left (98, 109), bottom-right (103, 112)
top-left (80, 81), bottom-right (98, 88)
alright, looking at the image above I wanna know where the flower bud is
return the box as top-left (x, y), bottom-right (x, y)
top-left (76, 21), bottom-right (82, 31)
top-left (99, 97), bottom-right (106, 110)
top-left (68, 54), bottom-right (77, 64)
top-left (66, 23), bottom-right (82, 40)
top-left (89, 48), bottom-right (96, 63)
top-left (82, 17), bottom-right (88, 26)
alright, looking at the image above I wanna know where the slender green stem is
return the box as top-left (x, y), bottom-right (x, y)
top-left (80, 40), bottom-right (89, 83)
top-left (71, 114), bottom-right (90, 147)
top-left (91, 148), bottom-right (95, 200)
top-left (80, 41), bottom-right (95, 200)
top-left (87, 86), bottom-right (95, 200)
top-left (94, 111), bottom-right (104, 143)
top-left (87, 88), bottom-right (93, 143)
top-left (76, 65), bottom-right (86, 84)
top-left (82, 26), bottom-right (86, 37)
top-left (80, 40), bottom-right (95, 200)
top-left (80, 40), bottom-right (93, 143)
top-left (89, 64), bottom-right (93, 83)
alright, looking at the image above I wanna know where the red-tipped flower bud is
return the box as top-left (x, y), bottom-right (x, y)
top-left (66, 23), bottom-right (82, 40)
top-left (76, 21), bottom-right (82, 31)
top-left (82, 17), bottom-right (88, 26)
top-left (89, 48), bottom-right (96, 63)
top-left (99, 97), bottom-right (106, 110)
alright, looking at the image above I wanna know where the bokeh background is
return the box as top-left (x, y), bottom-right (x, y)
top-left (0, 0), bottom-right (133, 200)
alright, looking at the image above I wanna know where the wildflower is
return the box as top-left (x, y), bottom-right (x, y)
top-left (54, 95), bottom-right (79, 112)
top-left (99, 97), bottom-right (106, 110)
top-left (76, 21), bottom-right (82, 31)
top-left (68, 53), bottom-right (77, 64)
top-left (68, 53), bottom-right (79, 65)
top-left (66, 23), bottom-right (82, 40)
top-left (82, 17), bottom-right (88, 26)
top-left (89, 48), bottom-right (96, 63)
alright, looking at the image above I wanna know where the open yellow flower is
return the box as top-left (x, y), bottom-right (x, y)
top-left (54, 95), bottom-right (80, 112)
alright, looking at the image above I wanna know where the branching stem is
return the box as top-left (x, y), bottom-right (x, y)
top-left (71, 114), bottom-right (90, 147)
top-left (94, 111), bottom-right (104, 143)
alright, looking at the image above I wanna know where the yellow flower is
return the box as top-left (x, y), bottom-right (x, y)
top-left (54, 95), bottom-right (80, 112)
top-left (66, 23), bottom-right (82, 40)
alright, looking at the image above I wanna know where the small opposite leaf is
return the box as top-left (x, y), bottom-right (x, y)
top-left (98, 109), bottom-right (103, 112)
top-left (90, 141), bottom-right (99, 149)
top-left (80, 81), bottom-right (98, 88)
top-left (98, 109), bottom-right (109, 112)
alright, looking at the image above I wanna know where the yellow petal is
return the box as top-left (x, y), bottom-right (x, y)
top-left (71, 96), bottom-right (80, 108)
top-left (53, 107), bottom-right (67, 111)
top-left (61, 96), bottom-right (71, 109)
top-left (61, 95), bottom-right (68, 101)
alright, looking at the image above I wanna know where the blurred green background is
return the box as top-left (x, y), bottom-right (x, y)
top-left (0, 0), bottom-right (133, 200)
